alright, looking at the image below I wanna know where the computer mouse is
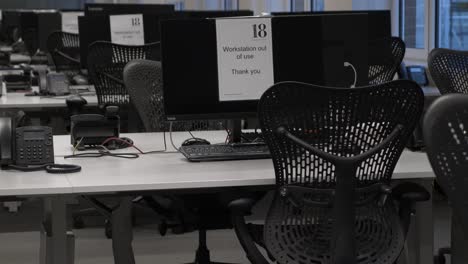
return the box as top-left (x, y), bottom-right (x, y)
top-left (181, 138), bottom-right (211, 147)
top-left (72, 75), bottom-right (89, 86)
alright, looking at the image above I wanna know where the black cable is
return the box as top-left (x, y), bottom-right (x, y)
top-left (7, 163), bottom-right (81, 173)
top-left (163, 130), bottom-right (167, 151)
top-left (188, 131), bottom-right (196, 139)
top-left (45, 164), bottom-right (82, 174)
top-left (67, 133), bottom-right (171, 160)
top-left (140, 150), bottom-right (169, 154)
top-left (7, 164), bottom-right (48, 172)
top-left (55, 49), bottom-right (80, 65)
top-left (169, 122), bottom-right (180, 152)
top-left (64, 150), bottom-right (139, 159)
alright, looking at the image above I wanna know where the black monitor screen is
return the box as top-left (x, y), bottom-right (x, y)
top-left (161, 19), bottom-right (258, 121)
top-left (272, 14), bottom-right (369, 88)
top-left (1, 10), bottom-right (23, 43)
top-left (78, 10), bottom-right (253, 69)
top-left (78, 14), bottom-right (160, 68)
top-left (21, 11), bottom-right (61, 54)
top-left (161, 14), bottom-right (379, 121)
top-left (178, 10), bottom-right (254, 19)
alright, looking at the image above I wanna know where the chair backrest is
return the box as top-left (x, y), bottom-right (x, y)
top-left (368, 37), bottom-right (406, 85)
top-left (259, 80), bottom-right (423, 263)
top-left (259, 80), bottom-right (423, 187)
top-left (46, 31), bottom-right (81, 73)
top-left (123, 59), bottom-right (223, 132)
top-left (424, 94), bottom-right (468, 239)
top-left (428, 48), bottom-right (468, 94)
top-left (87, 41), bottom-right (160, 106)
top-left (122, 59), bottom-right (166, 132)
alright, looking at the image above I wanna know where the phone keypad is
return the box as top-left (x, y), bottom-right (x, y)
top-left (15, 127), bottom-right (54, 166)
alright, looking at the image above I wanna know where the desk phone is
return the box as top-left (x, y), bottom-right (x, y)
top-left (14, 126), bottom-right (54, 166)
top-left (1, 117), bottom-right (54, 167)
top-left (1, 117), bottom-right (80, 173)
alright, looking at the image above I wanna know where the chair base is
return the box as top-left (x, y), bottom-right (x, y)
top-left (185, 247), bottom-right (237, 264)
top-left (186, 229), bottom-right (238, 264)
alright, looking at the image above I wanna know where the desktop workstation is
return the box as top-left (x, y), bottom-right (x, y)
top-left (0, 7), bottom-right (96, 133)
top-left (0, 2), bottom-right (465, 264)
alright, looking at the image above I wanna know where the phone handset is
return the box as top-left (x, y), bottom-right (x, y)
top-left (0, 117), bottom-right (13, 166)
top-left (344, 62), bottom-right (357, 88)
top-left (37, 67), bottom-right (48, 95)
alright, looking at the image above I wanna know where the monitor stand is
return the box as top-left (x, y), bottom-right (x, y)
top-left (226, 119), bottom-right (264, 145)
top-left (227, 119), bottom-right (242, 143)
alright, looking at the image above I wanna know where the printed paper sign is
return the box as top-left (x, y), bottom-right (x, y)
top-left (61, 12), bottom-right (83, 34)
top-left (216, 18), bottom-right (274, 101)
top-left (110, 14), bottom-right (144, 46)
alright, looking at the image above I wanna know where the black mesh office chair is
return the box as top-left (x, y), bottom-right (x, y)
top-left (230, 80), bottom-right (430, 264)
top-left (428, 48), bottom-right (468, 94)
top-left (424, 94), bottom-right (468, 264)
top-left (46, 31), bottom-right (81, 73)
top-left (123, 59), bottom-right (223, 132)
top-left (123, 59), bottom-right (237, 264)
top-left (368, 37), bottom-right (406, 85)
top-left (87, 41), bottom-right (160, 132)
top-left (87, 41), bottom-right (160, 107)
top-left (122, 59), bottom-right (166, 132)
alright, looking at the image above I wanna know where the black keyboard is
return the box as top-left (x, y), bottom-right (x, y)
top-left (180, 143), bottom-right (271, 162)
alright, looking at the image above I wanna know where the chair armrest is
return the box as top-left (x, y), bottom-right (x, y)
top-left (102, 72), bottom-right (125, 85)
top-left (55, 49), bottom-right (80, 65)
top-left (229, 198), bottom-right (256, 216)
top-left (229, 198), bottom-right (269, 264)
top-left (392, 182), bottom-right (431, 203)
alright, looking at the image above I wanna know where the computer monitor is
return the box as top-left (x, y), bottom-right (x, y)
top-left (84, 3), bottom-right (174, 16)
top-left (177, 10), bottom-right (254, 19)
top-left (78, 10), bottom-right (252, 69)
top-left (20, 10), bottom-right (61, 55)
top-left (160, 13), bottom-right (382, 138)
top-left (78, 14), bottom-right (161, 68)
top-left (271, 10), bottom-right (391, 42)
top-left (1, 10), bottom-right (24, 44)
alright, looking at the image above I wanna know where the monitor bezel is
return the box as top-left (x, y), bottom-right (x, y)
top-left (161, 10), bottom-right (389, 122)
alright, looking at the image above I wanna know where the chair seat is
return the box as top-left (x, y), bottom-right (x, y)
top-left (264, 195), bottom-right (404, 264)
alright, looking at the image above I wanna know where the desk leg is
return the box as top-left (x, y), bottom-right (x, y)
top-left (112, 196), bottom-right (135, 264)
top-left (398, 179), bottom-right (434, 264)
top-left (40, 196), bottom-right (74, 264)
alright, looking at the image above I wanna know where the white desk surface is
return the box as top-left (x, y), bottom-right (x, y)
top-left (0, 85), bottom-right (98, 108)
top-left (0, 131), bottom-right (434, 197)
top-left (52, 131), bottom-right (434, 194)
top-left (0, 168), bottom-right (72, 196)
